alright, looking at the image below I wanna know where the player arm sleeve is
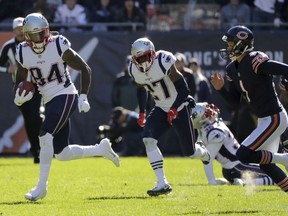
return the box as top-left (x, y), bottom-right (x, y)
top-left (169, 66), bottom-right (190, 109)
top-left (218, 81), bottom-right (241, 109)
top-left (257, 60), bottom-right (288, 79)
top-left (137, 86), bottom-right (148, 113)
top-left (203, 130), bottom-right (225, 184)
top-left (203, 161), bottom-right (217, 185)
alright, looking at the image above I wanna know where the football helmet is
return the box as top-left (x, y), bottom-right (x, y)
top-left (191, 102), bottom-right (220, 129)
top-left (219, 25), bottom-right (254, 61)
top-left (131, 37), bottom-right (156, 72)
top-left (23, 13), bottom-right (50, 54)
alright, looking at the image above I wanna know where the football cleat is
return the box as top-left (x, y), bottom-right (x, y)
top-left (147, 183), bottom-right (172, 196)
top-left (34, 157), bottom-right (40, 164)
top-left (99, 138), bottom-right (120, 167)
top-left (25, 184), bottom-right (47, 201)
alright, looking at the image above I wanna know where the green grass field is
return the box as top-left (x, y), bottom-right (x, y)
top-left (0, 157), bottom-right (287, 216)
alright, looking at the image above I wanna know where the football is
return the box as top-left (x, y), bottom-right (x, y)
top-left (17, 81), bottom-right (35, 96)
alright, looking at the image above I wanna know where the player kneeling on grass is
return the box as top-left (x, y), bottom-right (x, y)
top-left (191, 102), bottom-right (274, 186)
top-left (14, 13), bottom-right (120, 202)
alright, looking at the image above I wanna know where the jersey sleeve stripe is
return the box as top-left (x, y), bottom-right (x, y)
top-left (252, 54), bottom-right (269, 74)
top-left (157, 52), bottom-right (166, 74)
top-left (55, 37), bottom-right (62, 56)
top-left (128, 62), bottom-right (135, 80)
top-left (19, 44), bottom-right (23, 64)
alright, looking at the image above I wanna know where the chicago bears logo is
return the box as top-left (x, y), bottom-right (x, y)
top-left (236, 31), bottom-right (248, 40)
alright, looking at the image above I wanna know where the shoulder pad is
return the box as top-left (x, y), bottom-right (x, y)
top-left (157, 50), bottom-right (176, 63)
top-left (207, 129), bottom-right (225, 145)
top-left (58, 35), bottom-right (71, 47)
top-left (155, 50), bottom-right (176, 74)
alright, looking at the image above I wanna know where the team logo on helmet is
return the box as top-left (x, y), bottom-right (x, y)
top-left (236, 31), bottom-right (248, 40)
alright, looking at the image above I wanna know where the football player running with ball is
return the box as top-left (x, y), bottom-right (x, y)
top-left (211, 25), bottom-right (288, 193)
top-left (14, 13), bottom-right (120, 201)
top-left (129, 37), bottom-right (210, 196)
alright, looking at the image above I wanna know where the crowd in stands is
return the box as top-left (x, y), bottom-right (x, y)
top-left (0, 0), bottom-right (288, 31)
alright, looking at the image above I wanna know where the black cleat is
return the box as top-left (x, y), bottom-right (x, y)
top-left (34, 157), bottom-right (40, 164)
top-left (147, 184), bottom-right (172, 196)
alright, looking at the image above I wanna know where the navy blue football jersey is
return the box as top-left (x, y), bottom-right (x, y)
top-left (225, 51), bottom-right (282, 117)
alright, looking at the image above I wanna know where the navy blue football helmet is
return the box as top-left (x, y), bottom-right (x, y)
top-left (220, 25), bottom-right (254, 60)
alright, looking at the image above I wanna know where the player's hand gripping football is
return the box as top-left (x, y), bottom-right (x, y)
top-left (78, 94), bottom-right (90, 113)
top-left (14, 88), bottom-right (33, 106)
top-left (167, 108), bottom-right (178, 125)
top-left (137, 113), bottom-right (146, 127)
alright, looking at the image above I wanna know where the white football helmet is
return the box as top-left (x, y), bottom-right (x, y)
top-left (191, 102), bottom-right (220, 129)
top-left (131, 37), bottom-right (156, 72)
top-left (23, 13), bottom-right (50, 54)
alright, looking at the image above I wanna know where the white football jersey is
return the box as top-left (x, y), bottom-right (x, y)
top-left (129, 50), bottom-right (177, 112)
top-left (15, 35), bottom-right (77, 104)
top-left (198, 120), bottom-right (240, 169)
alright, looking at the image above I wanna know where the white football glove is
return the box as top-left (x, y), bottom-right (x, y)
top-left (215, 178), bottom-right (230, 185)
top-left (208, 178), bottom-right (230, 185)
top-left (78, 94), bottom-right (90, 113)
top-left (14, 88), bottom-right (33, 106)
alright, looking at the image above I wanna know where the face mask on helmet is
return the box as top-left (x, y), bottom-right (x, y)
top-left (131, 38), bottom-right (156, 72)
top-left (219, 25), bottom-right (254, 61)
top-left (191, 103), bottom-right (220, 129)
top-left (23, 13), bottom-right (50, 54)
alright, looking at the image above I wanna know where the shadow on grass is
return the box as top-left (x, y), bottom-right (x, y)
top-left (178, 183), bottom-right (208, 186)
top-left (0, 163), bottom-right (29, 167)
top-left (176, 210), bottom-right (260, 215)
top-left (256, 188), bottom-right (281, 193)
top-left (0, 201), bottom-right (41, 205)
top-left (178, 184), bottom-right (281, 193)
top-left (87, 196), bottom-right (158, 200)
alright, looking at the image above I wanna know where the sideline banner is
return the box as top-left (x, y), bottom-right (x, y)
top-left (0, 31), bottom-right (287, 154)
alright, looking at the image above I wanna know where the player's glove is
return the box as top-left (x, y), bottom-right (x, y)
top-left (78, 94), bottom-right (90, 113)
top-left (137, 112), bottom-right (146, 127)
top-left (167, 108), bottom-right (178, 125)
top-left (215, 178), bottom-right (230, 185)
top-left (205, 103), bottom-right (220, 118)
top-left (14, 88), bottom-right (33, 106)
top-left (279, 76), bottom-right (288, 91)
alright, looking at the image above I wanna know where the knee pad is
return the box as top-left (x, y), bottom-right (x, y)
top-left (39, 133), bottom-right (53, 148)
top-left (143, 137), bottom-right (158, 152)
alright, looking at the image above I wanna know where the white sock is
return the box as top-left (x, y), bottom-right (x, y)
top-left (247, 177), bottom-right (274, 186)
top-left (38, 133), bottom-right (54, 186)
top-left (146, 147), bottom-right (168, 185)
top-left (55, 144), bottom-right (102, 161)
top-left (271, 153), bottom-right (288, 165)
